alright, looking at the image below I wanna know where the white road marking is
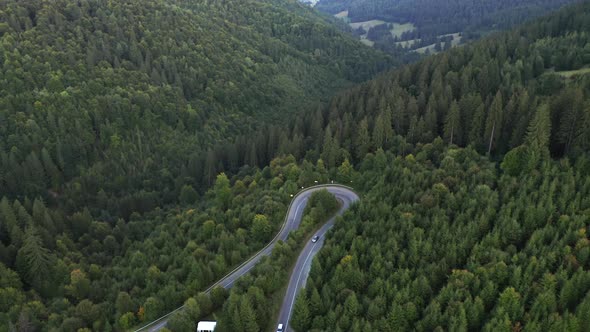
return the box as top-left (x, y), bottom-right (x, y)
top-left (285, 241), bottom-right (318, 331)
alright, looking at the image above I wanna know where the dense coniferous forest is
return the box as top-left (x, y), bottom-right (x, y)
top-left (0, 0), bottom-right (393, 330)
top-left (316, 0), bottom-right (582, 55)
top-left (0, 0), bottom-right (392, 214)
top-left (194, 3), bottom-right (590, 331)
top-left (226, 0), bottom-right (590, 170)
top-left (0, 155), bottom-right (341, 330)
top-left (1, 0), bottom-right (590, 331)
top-left (298, 143), bottom-right (590, 331)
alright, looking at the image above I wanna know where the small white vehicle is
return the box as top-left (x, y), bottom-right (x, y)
top-left (312, 235), bottom-right (319, 243)
top-left (277, 323), bottom-right (284, 332)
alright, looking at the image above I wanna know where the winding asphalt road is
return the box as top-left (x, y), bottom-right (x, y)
top-left (277, 187), bottom-right (358, 332)
top-left (135, 185), bottom-right (358, 332)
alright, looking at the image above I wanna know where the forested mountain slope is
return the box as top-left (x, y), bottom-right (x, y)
top-left (238, 0), bottom-right (590, 171)
top-left (0, 0), bottom-right (391, 216)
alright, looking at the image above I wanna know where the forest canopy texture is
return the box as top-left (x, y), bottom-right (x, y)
top-left (0, 0), bottom-right (391, 215)
top-left (0, 0), bottom-right (392, 330)
top-left (1, 0), bottom-right (590, 331)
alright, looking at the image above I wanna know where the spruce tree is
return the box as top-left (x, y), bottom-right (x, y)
top-left (524, 104), bottom-right (551, 169)
top-left (15, 225), bottom-right (52, 292)
top-left (485, 91), bottom-right (503, 154)
top-left (291, 292), bottom-right (310, 332)
top-left (444, 100), bottom-right (461, 145)
top-left (354, 118), bottom-right (370, 160)
top-left (240, 298), bottom-right (259, 332)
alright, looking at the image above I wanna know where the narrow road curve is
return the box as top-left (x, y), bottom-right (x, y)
top-left (135, 185), bottom-right (358, 332)
top-left (277, 187), bottom-right (358, 332)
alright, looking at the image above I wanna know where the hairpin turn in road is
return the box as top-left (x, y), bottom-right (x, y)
top-left (135, 185), bottom-right (359, 332)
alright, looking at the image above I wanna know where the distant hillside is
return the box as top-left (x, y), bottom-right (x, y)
top-left (314, 0), bottom-right (582, 56)
top-left (282, 1), bottom-right (590, 162)
top-left (206, 1), bottom-right (590, 183)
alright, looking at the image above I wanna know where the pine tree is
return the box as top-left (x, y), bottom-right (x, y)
top-left (310, 108), bottom-right (325, 149)
top-left (467, 297), bottom-right (485, 330)
top-left (469, 103), bottom-right (485, 150)
top-left (179, 185), bottom-right (198, 205)
top-left (388, 303), bottom-right (408, 331)
top-left (184, 297), bottom-right (201, 322)
top-left (205, 149), bottom-right (217, 186)
top-left (509, 90), bottom-right (531, 147)
top-left (214, 173), bottom-right (232, 210)
top-left (322, 126), bottom-right (338, 169)
top-left (247, 143), bottom-right (258, 168)
top-left (338, 159), bottom-right (353, 184)
top-left (251, 214), bottom-right (271, 242)
top-left (291, 292), bottom-right (310, 332)
top-left (167, 311), bottom-right (192, 332)
top-left (383, 107), bottom-right (394, 147)
top-left (25, 151), bottom-right (47, 193)
top-left (344, 293), bottom-right (360, 317)
top-left (577, 295), bottom-right (590, 329)
top-left (484, 91), bottom-right (503, 154)
top-left (231, 307), bottom-right (243, 332)
top-left (424, 106), bottom-right (438, 142)
top-left (67, 269), bottom-right (91, 300)
top-left (0, 197), bottom-right (18, 240)
top-left (524, 104), bottom-right (551, 169)
top-left (309, 287), bottom-right (324, 316)
top-left (407, 115), bottom-right (419, 144)
top-left (449, 306), bottom-right (468, 332)
top-left (391, 96), bottom-right (408, 134)
top-left (444, 100), bottom-right (461, 145)
top-left (15, 225), bottom-right (52, 291)
top-left (41, 148), bottom-right (60, 189)
top-left (31, 199), bottom-right (46, 228)
top-left (240, 298), bottom-right (259, 332)
top-left (497, 287), bottom-right (523, 322)
top-left (557, 88), bottom-right (587, 154)
top-left (116, 292), bottom-right (135, 316)
top-left (342, 112), bottom-right (354, 152)
top-left (482, 314), bottom-right (512, 332)
top-left (354, 118), bottom-right (370, 160)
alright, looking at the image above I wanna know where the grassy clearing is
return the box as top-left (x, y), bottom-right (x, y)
top-left (448, 32), bottom-right (463, 46)
top-left (390, 22), bottom-right (415, 38)
top-left (348, 20), bottom-right (385, 47)
top-left (334, 10), bottom-right (348, 18)
top-left (395, 38), bottom-right (420, 48)
top-left (415, 44), bottom-right (436, 54)
top-left (554, 67), bottom-right (590, 78)
top-left (415, 32), bottom-right (462, 54)
top-left (360, 37), bottom-right (374, 47)
top-left (349, 20), bottom-right (413, 48)
top-left (349, 19), bottom-right (386, 31)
